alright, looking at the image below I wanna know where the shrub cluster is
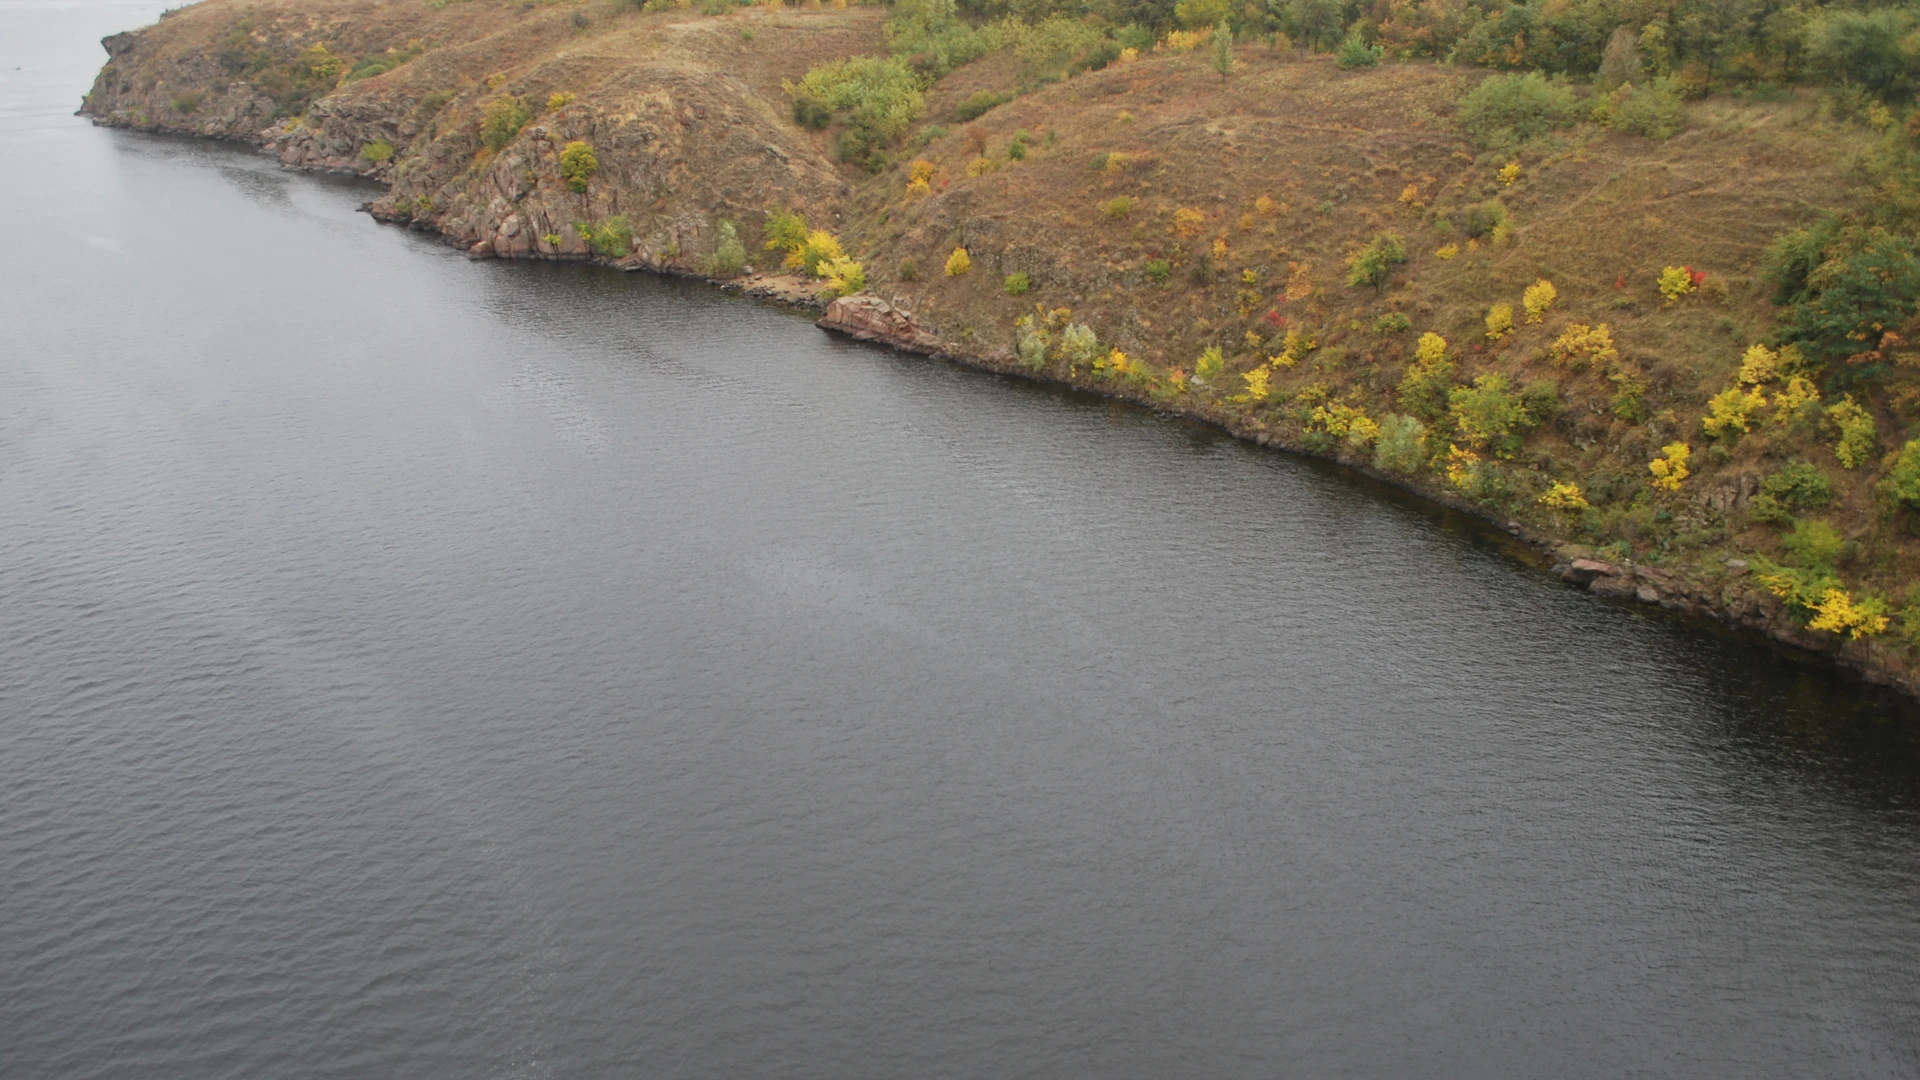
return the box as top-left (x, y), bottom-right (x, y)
top-left (480, 97), bottom-right (530, 151)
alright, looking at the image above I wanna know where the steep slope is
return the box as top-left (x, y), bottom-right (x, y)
top-left (79, 0), bottom-right (1920, 695)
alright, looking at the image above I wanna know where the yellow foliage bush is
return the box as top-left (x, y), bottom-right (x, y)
top-left (1242, 367), bottom-right (1271, 402)
top-left (1772, 375), bottom-right (1820, 422)
top-left (1435, 243), bottom-right (1460, 260)
top-left (1538, 481), bottom-right (1589, 511)
top-left (905, 176), bottom-right (931, 198)
top-left (1701, 386), bottom-right (1767, 438)
top-left (945, 247), bottom-right (971, 276)
top-left (1161, 28), bottom-right (1212, 51)
top-left (1737, 343), bottom-right (1781, 385)
top-left (1399, 184), bottom-right (1420, 205)
top-left (1213, 235), bottom-right (1229, 260)
top-left (1826, 396), bottom-right (1878, 469)
top-left (1173, 207), bottom-right (1208, 238)
top-left (797, 229), bottom-right (844, 275)
top-left (1806, 588), bottom-right (1891, 639)
top-left (1445, 444), bottom-right (1481, 490)
top-left (1270, 327), bottom-right (1315, 367)
top-left (1649, 441), bottom-right (1691, 491)
top-left (1415, 331), bottom-right (1448, 366)
top-left (547, 91), bottom-right (577, 111)
top-left (1522, 279), bottom-right (1557, 322)
top-left (1254, 194), bottom-right (1277, 215)
top-left (821, 255), bottom-right (866, 297)
top-left (1658, 265), bottom-right (1695, 303)
top-left (1549, 323), bottom-right (1618, 369)
top-left (1485, 303), bottom-right (1514, 339)
top-left (1498, 161), bottom-right (1521, 185)
top-left (966, 156), bottom-right (999, 178)
top-left (1195, 345), bottom-right (1225, 381)
top-left (1308, 402), bottom-right (1381, 447)
top-left (1119, 47), bottom-right (1140, 62)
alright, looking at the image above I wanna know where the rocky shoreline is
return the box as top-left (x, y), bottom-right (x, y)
top-left (78, 62), bottom-right (1919, 702)
top-left (813, 293), bottom-right (1917, 698)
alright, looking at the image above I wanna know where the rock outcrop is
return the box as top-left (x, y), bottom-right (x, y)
top-left (817, 295), bottom-right (945, 354)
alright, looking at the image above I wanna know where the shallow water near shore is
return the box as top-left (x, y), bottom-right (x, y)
top-left (5, 4), bottom-right (1920, 1078)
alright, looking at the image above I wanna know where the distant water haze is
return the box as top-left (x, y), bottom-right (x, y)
top-left (3, 3), bottom-right (1919, 1077)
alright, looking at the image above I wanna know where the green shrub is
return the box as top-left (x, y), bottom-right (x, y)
top-left (1345, 232), bottom-right (1407, 291)
top-left (711, 219), bottom-right (746, 276)
top-left (1448, 373), bottom-right (1532, 458)
top-left (837, 126), bottom-right (891, 172)
top-left (344, 47), bottom-right (417, 83)
top-left (582, 215), bottom-right (632, 258)
top-left (1592, 78), bottom-right (1685, 138)
top-left (1521, 380), bottom-right (1562, 423)
top-left (1397, 333), bottom-right (1456, 421)
top-left (1879, 439), bottom-right (1920, 512)
top-left (762, 208), bottom-right (808, 263)
top-left (1459, 199), bottom-right (1508, 239)
top-left (1766, 460), bottom-right (1835, 508)
top-left (1458, 73), bottom-right (1579, 148)
top-left (1101, 196), bottom-right (1136, 219)
top-left (1115, 22), bottom-right (1155, 51)
top-left (991, 15), bottom-right (1111, 80)
top-left (1004, 271), bottom-right (1031, 295)
top-left (1079, 39), bottom-right (1123, 72)
top-left (1764, 217), bottom-right (1841, 306)
top-left (887, 0), bottom-right (988, 79)
top-left (1783, 517), bottom-right (1845, 568)
top-left (1373, 414), bottom-right (1429, 474)
top-left (480, 97), bottom-right (530, 150)
top-left (1779, 231), bottom-right (1920, 366)
top-left (1750, 461), bottom-right (1834, 526)
top-left (360, 138), bottom-right (394, 163)
top-left (793, 96), bottom-right (834, 129)
top-left (1015, 316), bottom-right (1051, 370)
top-left (1335, 27), bottom-right (1383, 69)
top-left (559, 140), bottom-right (598, 193)
top-left (1373, 312), bottom-right (1411, 333)
top-left (1805, 8), bottom-right (1918, 100)
top-left (1059, 323), bottom-right (1100, 369)
top-left (1174, 0), bottom-right (1229, 29)
top-left (791, 55), bottom-right (925, 138)
top-left (955, 90), bottom-right (1007, 122)
top-left (1144, 258), bottom-right (1172, 284)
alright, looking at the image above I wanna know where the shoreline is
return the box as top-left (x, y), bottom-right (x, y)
top-left (81, 111), bottom-right (1920, 702)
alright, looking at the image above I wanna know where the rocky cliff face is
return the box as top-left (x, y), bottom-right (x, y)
top-left (81, 0), bottom-right (867, 272)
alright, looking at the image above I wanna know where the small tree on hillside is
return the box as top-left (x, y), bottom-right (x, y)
top-left (1336, 26), bottom-right (1383, 68)
top-left (1212, 20), bottom-right (1234, 81)
top-left (1345, 232), bottom-right (1407, 291)
top-left (1284, 0), bottom-right (1342, 52)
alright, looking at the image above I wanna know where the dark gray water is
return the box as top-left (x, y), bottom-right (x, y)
top-left (5, 4), bottom-right (1920, 1077)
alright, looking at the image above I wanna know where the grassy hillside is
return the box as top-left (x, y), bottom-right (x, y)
top-left (80, 0), bottom-right (1920, 693)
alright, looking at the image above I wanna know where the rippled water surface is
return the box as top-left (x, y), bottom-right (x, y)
top-left (5, 4), bottom-right (1920, 1077)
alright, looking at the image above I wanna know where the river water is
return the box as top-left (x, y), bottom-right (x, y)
top-left (5, 3), bottom-right (1920, 1077)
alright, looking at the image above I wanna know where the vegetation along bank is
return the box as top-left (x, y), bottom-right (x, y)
top-left (82, 0), bottom-right (1920, 696)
